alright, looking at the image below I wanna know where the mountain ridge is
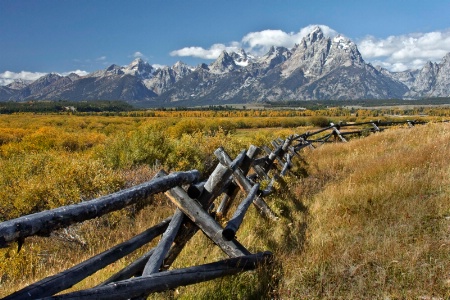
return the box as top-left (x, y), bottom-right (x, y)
top-left (1, 26), bottom-right (450, 106)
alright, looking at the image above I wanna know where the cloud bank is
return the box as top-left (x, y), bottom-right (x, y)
top-left (170, 43), bottom-right (241, 60)
top-left (357, 29), bottom-right (450, 71)
top-left (170, 24), bottom-right (450, 72)
top-left (132, 51), bottom-right (147, 60)
top-left (0, 71), bottom-right (47, 86)
top-left (0, 70), bottom-right (88, 86)
top-left (61, 70), bottom-right (89, 77)
top-left (170, 25), bottom-right (337, 59)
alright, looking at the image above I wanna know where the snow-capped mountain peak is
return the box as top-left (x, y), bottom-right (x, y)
top-left (258, 46), bottom-right (291, 68)
top-left (2, 26), bottom-right (450, 105)
top-left (230, 48), bottom-right (255, 67)
top-left (123, 58), bottom-right (154, 79)
top-left (305, 26), bottom-right (325, 44)
top-left (333, 35), bottom-right (352, 50)
top-left (209, 51), bottom-right (237, 74)
top-left (6, 79), bottom-right (32, 90)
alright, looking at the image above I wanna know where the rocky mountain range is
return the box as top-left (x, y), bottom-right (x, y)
top-left (1, 27), bottom-right (450, 107)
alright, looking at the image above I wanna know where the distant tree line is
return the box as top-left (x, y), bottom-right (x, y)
top-left (0, 100), bottom-right (134, 114)
top-left (264, 98), bottom-right (450, 109)
top-left (154, 105), bottom-right (239, 111)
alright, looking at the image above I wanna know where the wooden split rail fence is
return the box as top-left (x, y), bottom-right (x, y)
top-left (0, 119), bottom-right (438, 299)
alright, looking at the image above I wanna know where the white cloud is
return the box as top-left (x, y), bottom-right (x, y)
top-left (0, 70), bottom-right (90, 86)
top-left (298, 25), bottom-right (338, 40)
top-left (358, 29), bottom-right (450, 71)
top-left (170, 24), bottom-right (450, 72)
top-left (0, 70), bottom-right (47, 86)
top-left (151, 64), bottom-right (166, 70)
top-left (242, 25), bottom-right (337, 55)
top-left (170, 24), bottom-right (338, 59)
top-left (170, 43), bottom-right (240, 59)
top-left (96, 56), bottom-right (107, 61)
top-left (61, 70), bottom-right (89, 77)
top-left (242, 29), bottom-right (294, 49)
top-left (133, 51), bottom-right (147, 60)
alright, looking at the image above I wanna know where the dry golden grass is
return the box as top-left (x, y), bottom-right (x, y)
top-left (0, 165), bottom-right (174, 295)
top-left (282, 123), bottom-right (450, 299)
top-left (0, 116), bottom-right (449, 299)
top-left (138, 123), bottom-right (450, 299)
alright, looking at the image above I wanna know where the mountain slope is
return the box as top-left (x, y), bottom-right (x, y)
top-left (2, 26), bottom-right (450, 105)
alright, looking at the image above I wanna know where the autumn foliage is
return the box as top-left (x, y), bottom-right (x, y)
top-left (0, 109), bottom-right (449, 298)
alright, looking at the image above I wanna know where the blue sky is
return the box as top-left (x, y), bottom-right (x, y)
top-left (1, 0), bottom-right (450, 84)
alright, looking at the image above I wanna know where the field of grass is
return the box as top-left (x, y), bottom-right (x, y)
top-left (0, 111), bottom-right (449, 299)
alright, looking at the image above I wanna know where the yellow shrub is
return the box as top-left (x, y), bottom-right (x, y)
top-left (0, 152), bottom-right (124, 220)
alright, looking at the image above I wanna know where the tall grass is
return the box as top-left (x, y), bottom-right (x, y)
top-left (0, 112), bottom-right (448, 299)
top-left (146, 123), bottom-right (450, 299)
top-left (282, 123), bottom-right (450, 299)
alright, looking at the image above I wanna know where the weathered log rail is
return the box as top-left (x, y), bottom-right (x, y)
top-left (0, 119), bottom-right (443, 299)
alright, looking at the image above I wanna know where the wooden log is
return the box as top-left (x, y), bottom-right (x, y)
top-left (260, 175), bottom-right (279, 197)
top-left (261, 154), bottom-right (291, 197)
top-left (4, 218), bottom-right (171, 300)
top-left (196, 148), bottom-right (245, 208)
top-left (340, 130), bottom-right (364, 136)
top-left (267, 149), bottom-right (281, 165)
top-left (310, 132), bottom-right (333, 144)
top-left (288, 145), bottom-right (300, 157)
top-left (240, 145), bottom-right (261, 174)
top-left (142, 210), bottom-right (185, 275)
top-left (187, 181), bottom-right (206, 199)
top-left (252, 163), bottom-right (270, 180)
top-left (340, 121), bottom-right (375, 127)
top-left (252, 156), bottom-right (267, 166)
top-left (222, 183), bottom-right (260, 241)
top-left (165, 185), bottom-right (250, 257)
top-left (330, 123), bottom-right (347, 142)
top-left (0, 170), bottom-right (200, 247)
top-left (303, 124), bottom-right (335, 138)
top-left (215, 150), bottom-right (278, 220)
top-left (281, 135), bottom-right (293, 152)
top-left (291, 133), bottom-right (306, 141)
top-left (158, 219), bottom-right (198, 271)
top-left (333, 128), bottom-right (348, 142)
top-left (216, 145), bottom-right (260, 218)
top-left (262, 145), bottom-right (272, 155)
top-left (280, 154), bottom-right (292, 177)
top-left (216, 194), bottom-right (232, 219)
top-left (159, 151), bottom-right (247, 271)
top-left (98, 248), bottom-right (155, 286)
top-left (271, 140), bottom-right (281, 149)
top-left (263, 145), bottom-right (285, 173)
top-left (43, 252), bottom-right (273, 300)
top-left (160, 149), bottom-right (256, 271)
top-left (214, 148), bottom-right (247, 172)
top-left (216, 183), bottom-right (239, 218)
top-left (134, 211), bottom-right (186, 300)
top-left (371, 122), bottom-right (381, 131)
top-left (293, 141), bottom-right (313, 152)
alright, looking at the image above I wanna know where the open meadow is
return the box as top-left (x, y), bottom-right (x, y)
top-left (0, 108), bottom-right (449, 299)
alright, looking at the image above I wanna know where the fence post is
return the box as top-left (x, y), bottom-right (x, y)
top-left (215, 149), bottom-right (278, 220)
top-left (164, 185), bottom-right (251, 257)
top-left (217, 145), bottom-right (260, 218)
top-left (222, 183), bottom-right (260, 241)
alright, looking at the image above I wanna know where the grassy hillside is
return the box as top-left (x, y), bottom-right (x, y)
top-left (0, 113), bottom-right (448, 299)
top-left (282, 122), bottom-right (450, 298)
top-left (158, 122), bottom-right (449, 299)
